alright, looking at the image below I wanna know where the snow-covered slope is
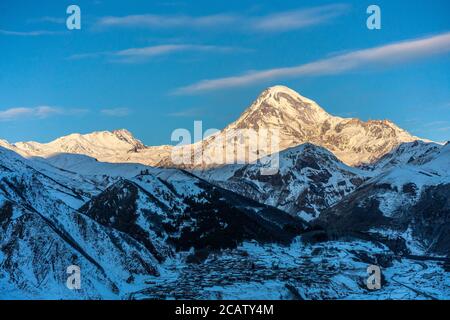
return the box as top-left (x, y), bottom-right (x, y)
top-left (80, 169), bottom-right (307, 258)
top-left (317, 142), bottom-right (450, 255)
top-left (0, 147), bottom-right (90, 209)
top-left (0, 147), bottom-right (166, 299)
top-left (363, 140), bottom-right (443, 172)
top-left (0, 147), bottom-right (308, 299)
top-left (1, 85), bottom-right (447, 300)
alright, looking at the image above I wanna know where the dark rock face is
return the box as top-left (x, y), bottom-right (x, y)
top-left (173, 188), bottom-right (305, 251)
top-left (316, 183), bottom-right (392, 233)
top-left (80, 180), bottom-right (165, 262)
top-left (0, 201), bottom-right (13, 230)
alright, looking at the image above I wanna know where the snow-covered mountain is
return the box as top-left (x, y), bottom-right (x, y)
top-left (80, 170), bottom-right (307, 260)
top-left (199, 143), bottom-right (370, 221)
top-left (0, 147), bottom-right (161, 299)
top-left (4, 129), bottom-right (144, 159)
top-left (1, 85), bottom-right (448, 300)
top-left (0, 146), bottom-right (307, 299)
top-left (219, 85), bottom-right (419, 166)
top-left (362, 140), bottom-right (443, 172)
top-left (1, 86), bottom-right (421, 168)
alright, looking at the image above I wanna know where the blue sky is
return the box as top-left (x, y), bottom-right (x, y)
top-left (0, 0), bottom-right (449, 145)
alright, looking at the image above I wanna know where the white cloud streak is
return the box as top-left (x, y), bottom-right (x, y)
top-left (0, 29), bottom-right (58, 36)
top-left (97, 13), bottom-right (238, 29)
top-left (0, 106), bottom-right (61, 121)
top-left (174, 32), bottom-right (450, 94)
top-left (69, 44), bottom-right (240, 63)
top-left (95, 4), bottom-right (349, 32)
top-left (250, 4), bottom-right (350, 32)
top-left (32, 16), bottom-right (66, 24)
top-left (0, 106), bottom-right (88, 121)
top-left (166, 108), bottom-right (203, 117)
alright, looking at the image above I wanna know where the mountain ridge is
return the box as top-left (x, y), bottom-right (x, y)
top-left (0, 85), bottom-right (425, 169)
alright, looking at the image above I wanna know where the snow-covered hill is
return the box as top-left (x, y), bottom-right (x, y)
top-left (0, 147), bottom-right (307, 299)
top-left (12, 129), bottom-right (144, 158)
top-left (316, 142), bottom-right (450, 255)
top-left (362, 140), bottom-right (443, 172)
top-left (0, 147), bottom-right (163, 299)
top-left (199, 143), bottom-right (371, 221)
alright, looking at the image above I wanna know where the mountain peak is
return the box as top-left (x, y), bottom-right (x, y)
top-left (7, 129), bottom-right (145, 159)
top-left (1, 86), bottom-right (422, 167)
top-left (215, 85), bottom-right (420, 166)
top-left (229, 85), bottom-right (331, 131)
top-left (112, 128), bottom-right (133, 137)
top-left (262, 85), bottom-right (317, 104)
top-left (111, 129), bottom-right (145, 148)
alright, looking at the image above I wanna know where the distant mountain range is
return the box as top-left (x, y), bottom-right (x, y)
top-left (1, 86), bottom-right (448, 299)
top-left (1, 85), bottom-right (421, 167)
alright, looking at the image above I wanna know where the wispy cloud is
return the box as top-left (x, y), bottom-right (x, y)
top-left (95, 4), bottom-right (349, 32)
top-left (114, 44), bottom-right (237, 63)
top-left (174, 32), bottom-right (450, 94)
top-left (69, 44), bottom-right (241, 63)
top-left (101, 108), bottom-right (131, 117)
top-left (421, 120), bottom-right (450, 133)
top-left (29, 16), bottom-right (66, 24)
top-left (68, 51), bottom-right (111, 60)
top-left (250, 4), bottom-right (349, 32)
top-left (0, 106), bottom-right (87, 121)
top-left (0, 106), bottom-right (60, 121)
top-left (0, 29), bottom-right (59, 36)
top-left (422, 120), bottom-right (450, 128)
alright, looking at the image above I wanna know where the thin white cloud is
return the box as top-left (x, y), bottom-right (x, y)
top-left (95, 4), bottom-right (349, 32)
top-left (437, 126), bottom-right (450, 132)
top-left (174, 32), bottom-right (450, 94)
top-left (0, 29), bottom-right (59, 36)
top-left (69, 44), bottom-right (240, 63)
top-left (67, 51), bottom-right (111, 60)
top-left (0, 106), bottom-right (88, 121)
top-left (114, 44), bottom-right (238, 63)
top-left (0, 106), bottom-right (60, 121)
top-left (101, 108), bottom-right (131, 117)
top-left (166, 108), bottom-right (203, 117)
top-left (29, 16), bottom-right (66, 24)
top-left (422, 120), bottom-right (450, 128)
